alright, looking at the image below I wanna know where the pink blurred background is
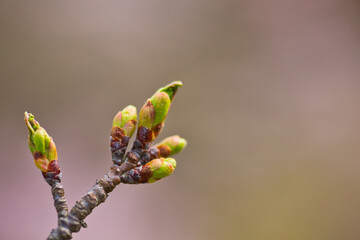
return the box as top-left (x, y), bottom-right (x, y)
top-left (1, 0), bottom-right (360, 239)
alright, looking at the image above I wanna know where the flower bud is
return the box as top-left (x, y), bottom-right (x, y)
top-left (154, 135), bottom-right (187, 157)
top-left (121, 105), bottom-right (137, 137)
top-left (112, 105), bottom-right (137, 137)
top-left (25, 112), bottom-right (61, 184)
top-left (149, 158), bottom-right (176, 182)
top-left (121, 158), bottom-right (176, 184)
top-left (150, 92), bottom-right (171, 128)
top-left (111, 105), bottom-right (137, 165)
top-left (137, 81), bottom-right (182, 145)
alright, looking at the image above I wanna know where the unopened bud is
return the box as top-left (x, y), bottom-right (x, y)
top-left (152, 135), bottom-right (187, 157)
top-left (150, 158), bottom-right (176, 182)
top-left (150, 92), bottom-right (171, 129)
top-left (25, 112), bottom-right (61, 184)
top-left (121, 158), bottom-right (176, 184)
top-left (112, 105), bottom-right (137, 137)
top-left (111, 105), bottom-right (137, 165)
top-left (137, 81), bottom-right (182, 145)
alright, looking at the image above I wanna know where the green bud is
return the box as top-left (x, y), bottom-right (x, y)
top-left (137, 82), bottom-right (183, 144)
top-left (150, 92), bottom-right (171, 127)
top-left (150, 81), bottom-right (182, 127)
top-left (138, 100), bottom-right (154, 130)
top-left (155, 135), bottom-right (187, 157)
top-left (120, 158), bottom-right (178, 184)
top-left (33, 128), bottom-right (49, 156)
top-left (111, 106), bottom-right (137, 165)
top-left (147, 158), bottom-right (176, 183)
top-left (112, 105), bottom-right (137, 137)
top-left (25, 112), bottom-right (58, 173)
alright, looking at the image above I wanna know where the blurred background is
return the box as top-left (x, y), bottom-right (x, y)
top-left (1, 0), bottom-right (360, 239)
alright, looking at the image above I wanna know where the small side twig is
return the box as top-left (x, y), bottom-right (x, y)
top-left (47, 164), bottom-right (127, 240)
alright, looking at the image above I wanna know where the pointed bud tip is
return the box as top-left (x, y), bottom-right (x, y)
top-left (158, 81), bottom-right (183, 101)
top-left (167, 81), bottom-right (183, 87)
top-left (25, 112), bottom-right (40, 132)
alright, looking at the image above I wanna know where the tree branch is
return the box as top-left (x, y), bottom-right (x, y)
top-left (47, 152), bottom-right (139, 240)
top-left (51, 181), bottom-right (69, 219)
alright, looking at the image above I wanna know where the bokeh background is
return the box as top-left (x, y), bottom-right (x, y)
top-left (1, 1), bottom-right (360, 239)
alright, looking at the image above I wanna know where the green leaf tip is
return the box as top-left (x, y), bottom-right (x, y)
top-left (25, 111), bottom-right (40, 134)
top-left (157, 81), bottom-right (183, 101)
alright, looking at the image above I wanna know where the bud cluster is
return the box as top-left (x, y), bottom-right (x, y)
top-left (25, 82), bottom-right (186, 188)
top-left (114, 81), bottom-right (187, 184)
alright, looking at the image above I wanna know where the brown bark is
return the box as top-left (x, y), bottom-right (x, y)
top-left (51, 181), bottom-right (68, 219)
top-left (47, 160), bottom-right (137, 240)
